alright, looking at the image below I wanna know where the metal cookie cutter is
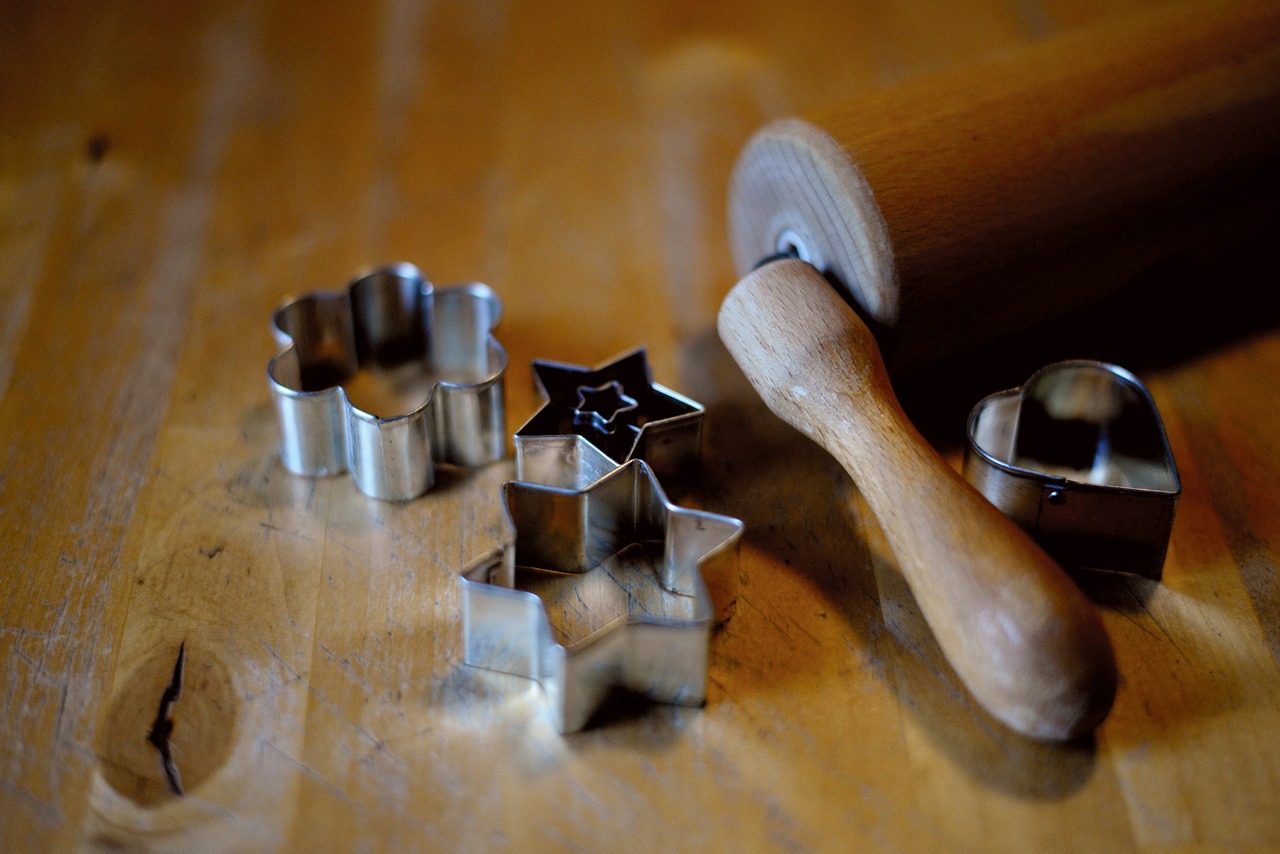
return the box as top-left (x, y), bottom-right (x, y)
top-left (514, 349), bottom-right (704, 490)
top-left (460, 459), bottom-right (743, 733)
top-left (268, 262), bottom-right (507, 501)
top-left (965, 360), bottom-right (1182, 579)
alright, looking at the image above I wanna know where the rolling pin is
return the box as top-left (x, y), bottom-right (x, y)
top-left (718, 0), bottom-right (1280, 741)
top-left (728, 0), bottom-right (1280, 371)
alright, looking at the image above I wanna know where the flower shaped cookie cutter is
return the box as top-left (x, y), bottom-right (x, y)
top-left (460, 459), bottom-right (743, 733)
top-left (267, 262), bottom-right (507, 501)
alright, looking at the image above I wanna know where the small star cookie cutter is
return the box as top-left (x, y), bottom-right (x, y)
top-left (514, 349), bottom-right (704, 490)
top-left (460, 459), bottom-right (743, 733)
top-left (267, 262), bottom-right (507, 501)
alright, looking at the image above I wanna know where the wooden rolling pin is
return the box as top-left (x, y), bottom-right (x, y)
top-left (728, 0), bottom-right (1280, 371)
top-left (718, 0), bottom-right (1280, 740)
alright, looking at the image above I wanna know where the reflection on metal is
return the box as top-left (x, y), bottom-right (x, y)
top-left (965, 360), bottom-right (1181, 579)
top-left (460, 460), bottom-right (742, 733)
top-left (514, 349), bottom-right (703, 491)
top-left (267, 263), bottom-right (506, 501)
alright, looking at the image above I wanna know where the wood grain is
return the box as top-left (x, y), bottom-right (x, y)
top-left (3, 0), bottom-right (1279, 851)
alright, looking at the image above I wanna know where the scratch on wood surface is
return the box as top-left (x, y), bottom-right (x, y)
top-left (259, 740), bottom-right (358, 807)
top-left (708, 645), bottom-right (769, 677)
top-left (261, 640), bottom-right (307, 684)
top-left (279, 660), bottom-right (409, 772)
top-left (738, 591), bottom-right (820, 648)
top-left (257, 521), bottom-right (319, 544)
top-left (256, 607), bottom-right (408, 781)
top-left (1114, 579), bottom-right (1189, 662)
top-left (316, 643), bottom-right (375, 692)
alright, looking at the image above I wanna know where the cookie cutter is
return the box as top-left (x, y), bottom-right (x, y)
top-left (268, 262), bottom-right (507, 501)
top-left (460, 459), bottom-right (743, 733)
top-left (514, 349), bottom-right (704, 490)
top-left (964, 360), bottom-right (1181, 579)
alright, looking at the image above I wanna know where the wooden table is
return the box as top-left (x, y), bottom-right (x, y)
top-left (4, 1), bottom-right (1278, 850)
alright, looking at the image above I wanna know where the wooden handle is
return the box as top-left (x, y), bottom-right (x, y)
top-left (728, 0), bottom-right (1280, 371)
top-left (718, 259), bottom-right (1117, 741)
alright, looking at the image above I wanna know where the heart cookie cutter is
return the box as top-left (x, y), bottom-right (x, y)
top-left (268, 262), bottom-right (507, 501)
top-left (460, 459), bottom-right (742, 733)
top-left (964, 360), bottom-right (1181, 579)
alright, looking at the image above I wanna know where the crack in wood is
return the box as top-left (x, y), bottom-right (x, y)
top-left (146, 641), bottom-right (186, 796)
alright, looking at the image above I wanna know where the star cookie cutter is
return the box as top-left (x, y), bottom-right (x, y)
top-left (965, 360), bottom-right (1181, 579)
top-left (514, 349), bottom-right (704, 491)
top-left (460, 459), bottom-right (743, 733)
top-left (268, 262), bottom-right (507, 501)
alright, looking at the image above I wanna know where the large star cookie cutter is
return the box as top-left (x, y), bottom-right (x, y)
top-left (460, 459), bottom-right (743, 733)
top-left (268, 262), bottom-right (507, 501)
top-left (514, 349), bottom-right (704, 490)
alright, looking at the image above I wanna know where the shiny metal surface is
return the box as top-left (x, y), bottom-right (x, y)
top-left (965, 360), bottom-right (1181, 578)
top-left (514, 349), bottom-right (704, 490)
top-left (268, 262), bottom-right (506, 501)
top-left (460, 460), bottom-right (743, 733)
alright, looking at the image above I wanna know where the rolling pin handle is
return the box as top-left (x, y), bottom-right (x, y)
top-left (718, 258), bottom-right (1118, 741)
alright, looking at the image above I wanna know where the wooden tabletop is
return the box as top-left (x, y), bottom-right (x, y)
top-left (4, 0), bottom-right (1278, 850)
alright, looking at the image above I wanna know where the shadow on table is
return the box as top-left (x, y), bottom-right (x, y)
top-left (679, 331), bottom-right (1100, 800)
top-left (667, 238), bottom-right (1278, 795)
top-left (893, 243), bottom-right (1280, 455)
